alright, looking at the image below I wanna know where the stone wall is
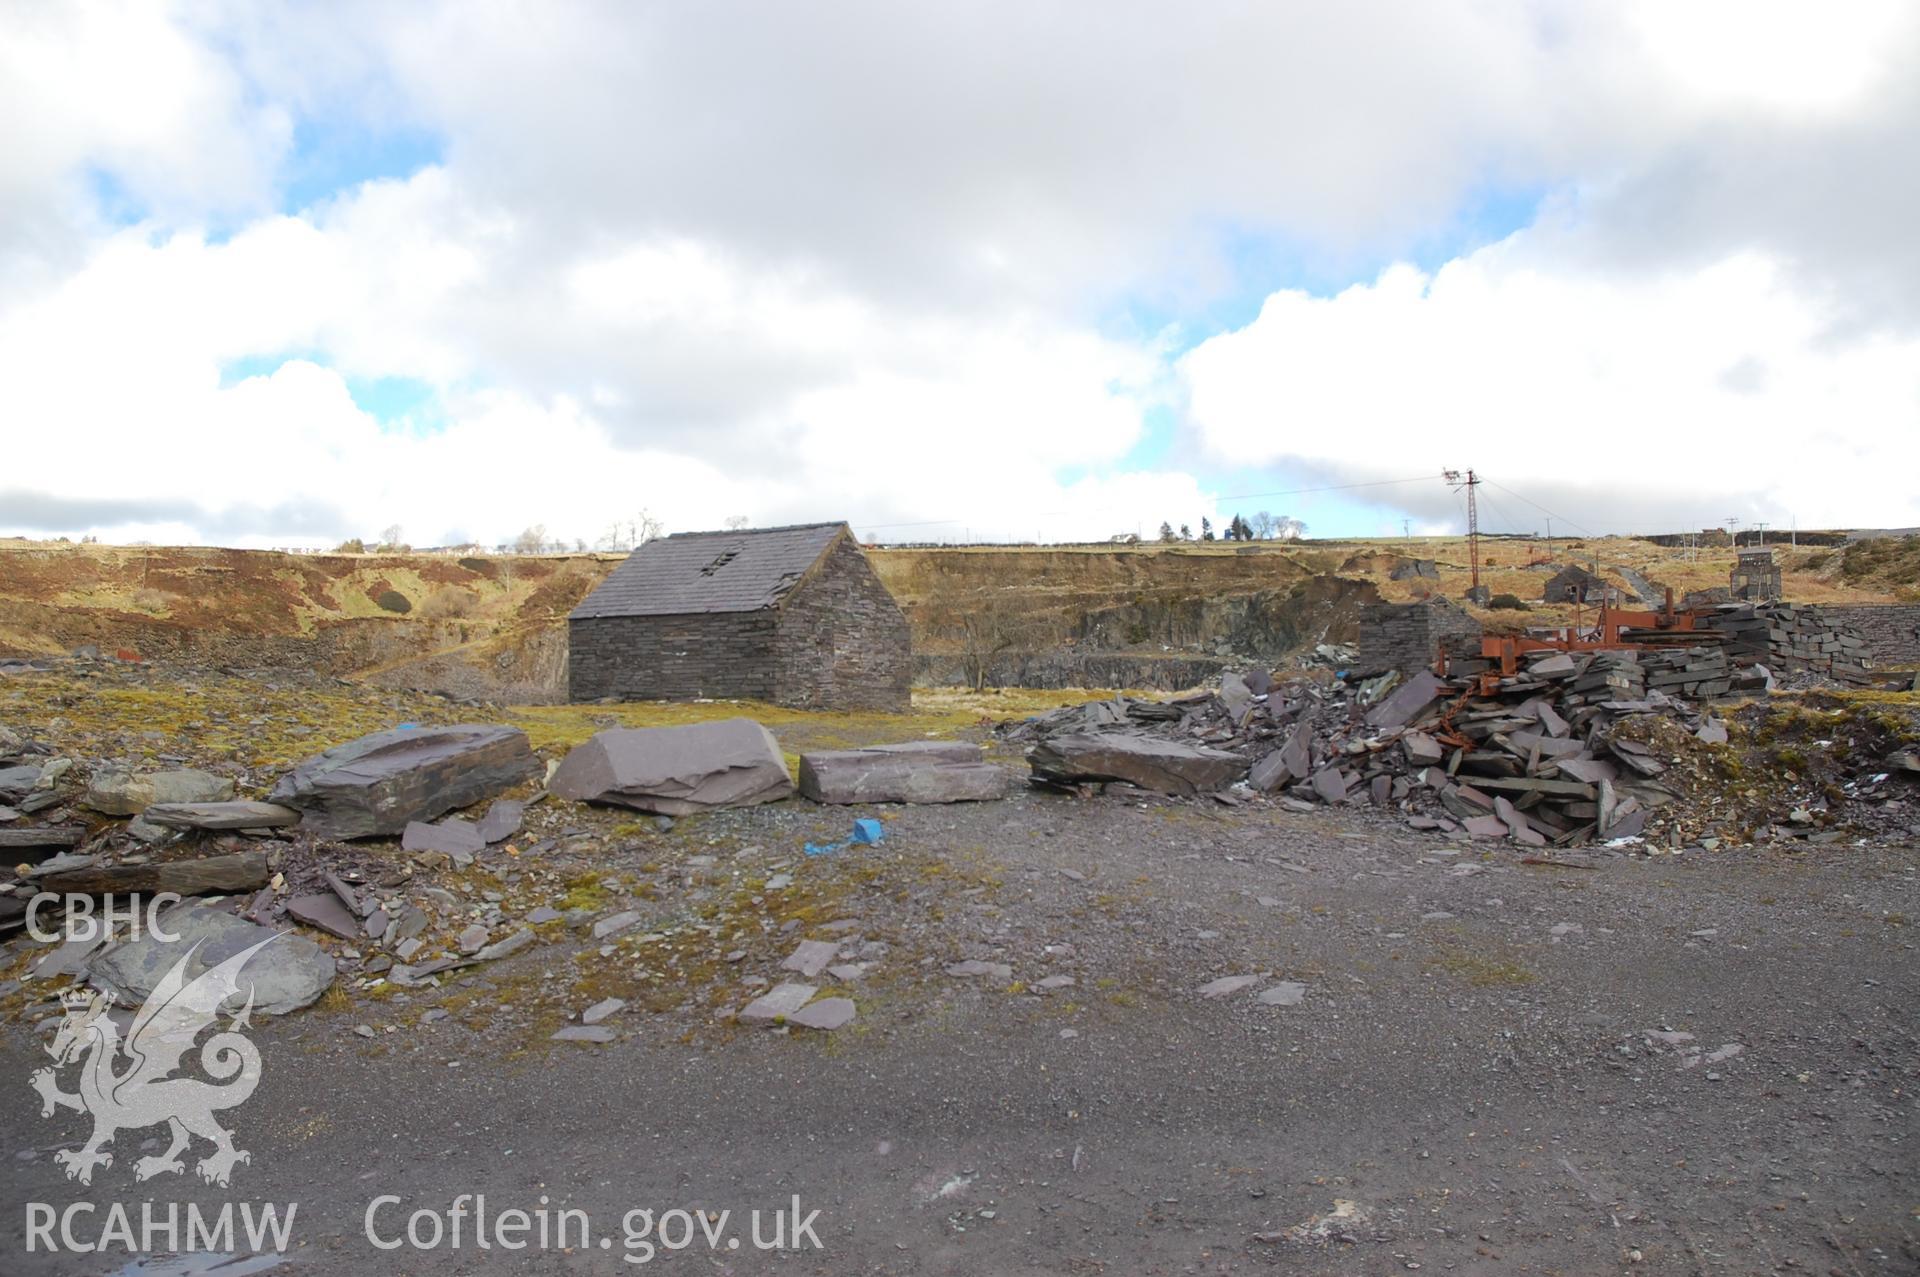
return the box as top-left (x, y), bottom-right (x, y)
top-left (568, 612), bottom-right (780, 702)
top-left (1357, 599), bottom-right (1483, 675)
top-left (1824, 604), bottom-right (1920, 669)
top-left (1696, 604), bottom-right (1872, 684)
top-left (774, 535), bottom-right (912, 711)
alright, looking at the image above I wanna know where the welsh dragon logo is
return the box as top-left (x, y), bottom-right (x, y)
top-left (30, 937), bottom-right (271, 1187)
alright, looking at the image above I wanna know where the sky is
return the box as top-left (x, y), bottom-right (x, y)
top-left (2, 0), bottom-right (1917, 549)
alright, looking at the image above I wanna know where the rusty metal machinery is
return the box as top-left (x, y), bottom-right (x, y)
top-left (1441, 589), bottom-right (1722, 694)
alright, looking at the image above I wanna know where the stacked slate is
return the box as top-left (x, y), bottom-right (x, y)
top-left (1697, 604), bottom-right (1872, 685)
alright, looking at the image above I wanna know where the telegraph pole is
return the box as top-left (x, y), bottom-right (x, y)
top-left (1443, 469), bottom-right (1485, 603)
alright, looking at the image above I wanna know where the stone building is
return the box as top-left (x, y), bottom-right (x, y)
top-left (568, 523), bottom-right (912, 710)
top-left (1358, 598), bottom-right (1483, 675)
top-left (1543, 564), bottom-right (1608, 604)
top-left (1729, 547), bottom-right (1782, 601)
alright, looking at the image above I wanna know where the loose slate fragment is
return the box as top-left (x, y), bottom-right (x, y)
top-left (1198, 974), bottom-right (1261, 999)
top-left (782, 939), bottom-right (839, 978)
top-left (581, 997), bottom-right (626, 1024)
top-left (402, 819), bottom-right (487, 856)
top-left (287, 893), bottom-right (361, 940)
top-left (787, 997), bottom-right (856, 1030)
top-left (476, 799), bottom-right (526, 844)
top-left (739, 982), bottom-right (817, 1021)
top-left (552, 1025), bottom-right (616, 1043)
top-left (944, 959), bottom-right (1012, 979)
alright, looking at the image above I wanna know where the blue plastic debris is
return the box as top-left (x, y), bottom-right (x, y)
top-left (805, 818), bottom-right (885, 857)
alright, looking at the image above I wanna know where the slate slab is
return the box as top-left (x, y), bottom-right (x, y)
top-left (1198, 974), bottom-right (1261, 999)
top-left (739, 982), bottom-right (817, 1021)
top-left (781, 939), bottom-right (838, 978)
top-left (551, 1025), bottom-right (616, 1043)
top-left (402, 819), bottom-right (487, 856)
top-left (141, 801), bottom-right (300, 830)
top-left (270, 725), bottom-right (540, 839)
top-left (549, 720), bottom-right (793, 815)
top-left (1364, 671), bottom-right (1444, 730)
top-left (798, 742), bottom-right (1010, 804)
top-left (85, 769), bottom-right (234, 817)
top-left (1027, 733), bottom-right (1244, 796)
top-left (89, 899), bottom-right (336, 1016)
top-left (581, 997), bottom-right (626, 1024)
top-left (788, 997), bottom-right (855, 1030)
top-left (287, 893), bottom-right (360, 941)
top-left (945, 960), bottom-right (1012, 979)
top-left (476, 799), bottom-right (526, 844)
top-left (1310, 768), bottom-right (1350, 804)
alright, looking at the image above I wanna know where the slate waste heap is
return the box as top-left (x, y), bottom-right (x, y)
top-left (1002, 644), bottom-right (1912, 848)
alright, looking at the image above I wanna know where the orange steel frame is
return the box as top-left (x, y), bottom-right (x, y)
top-left (1439, 590), bottom-right (1716, 693)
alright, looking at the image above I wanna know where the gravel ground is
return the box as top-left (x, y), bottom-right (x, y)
top-left (3, 787), bottom-right (1916, 1275)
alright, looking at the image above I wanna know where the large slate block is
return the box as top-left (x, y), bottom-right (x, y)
top-left (269, 724), bottom-right (540, 839)
top-left (84, 768), bottom-right (234, 816)
top-left (1027, 732), bottom-right (1245, 796)
top-left (549, 719), bottom-right (794, 815)
top-left (89, 899), bottom-right (336, 1016)
top-left (798, 741), bottom-right (1010, 805)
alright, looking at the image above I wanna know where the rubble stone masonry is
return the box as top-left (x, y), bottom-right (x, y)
top-left (1824, 604), bottom-right (1920, 670)
top-left (1358, 600), bottom-right (1484, 674)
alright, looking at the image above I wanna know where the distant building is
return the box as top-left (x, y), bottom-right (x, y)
top-left (1543, 564), bottom-right (1608, 604)
top-left (568, 522), bottom-right (911, 710)
top-left (1730, 547), bottom-right (1782, 601)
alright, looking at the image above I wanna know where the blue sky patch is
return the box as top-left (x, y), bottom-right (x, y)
top-left (281, 119), bottom-right (445, 213)
top-left (346, 375), bottom-right (440, 429)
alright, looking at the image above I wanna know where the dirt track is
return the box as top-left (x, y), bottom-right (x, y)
top-left (5, 791), bottom-right (1915, 1275)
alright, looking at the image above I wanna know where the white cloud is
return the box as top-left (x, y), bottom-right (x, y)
top-left (2, 2), bottom-right (1918, 546)
top-left (1179, 229), bottom-right (1920, 533)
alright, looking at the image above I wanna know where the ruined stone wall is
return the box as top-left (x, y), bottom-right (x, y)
top-left (1358, 600), bottom-right (1483, 674)
top-left (1823, 604), bottom-right (1920, 669)
top-left (774, 537), bottom-right (912, 711)
top-left (567, 612), bottom-right (779, 702)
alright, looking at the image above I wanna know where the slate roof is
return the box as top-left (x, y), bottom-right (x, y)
top-left (570, 523), bottom-right (849, 619)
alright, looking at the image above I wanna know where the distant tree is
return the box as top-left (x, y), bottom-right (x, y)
top-left (1178, 523), bottom-right (1193, 540)
top-left (1250, 511), bottom-right (1275, 539)
top-left (1200, 517), bottom-right (1215, 541)
top-left (1274, 515), bottom-right (1307, 541)
top-left (379, 524), bottom-right (405, 552)
top-left (334, 537), bottom-right (366, 554)
top-left (1157, 521), bottom-right (1175, 542)
top-left (1226, 513), bottom-right (1253, 541)
top-left (723, 515), bottom-right (750, 531)
top-left (513, 524), bottom-right (548, 554)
